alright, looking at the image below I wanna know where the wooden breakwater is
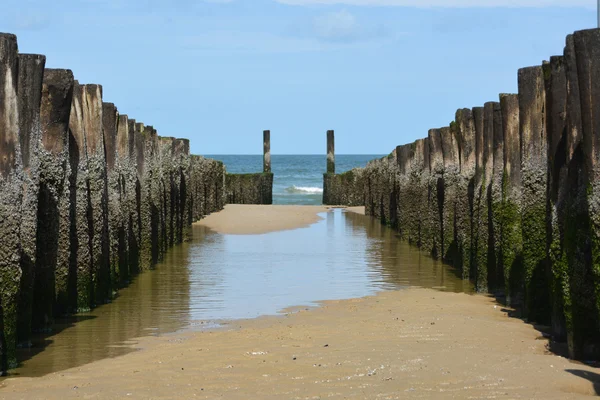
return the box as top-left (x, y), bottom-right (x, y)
top-left (224, 130), bottom-right (274, 205)
top-left (323, 28), bottom-right (600, 360)
top-left (0, 33), bottom-right (226, 374)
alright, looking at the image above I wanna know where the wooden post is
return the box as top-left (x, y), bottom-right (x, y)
top-left (263, 130), bottom-right (271, 173)
top-left (327, 130), bottom-right (335, 174)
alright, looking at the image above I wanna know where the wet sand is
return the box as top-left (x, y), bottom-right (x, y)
top-left (195, 204), bottom-right (330, 234)
top-left (3, 206), bottom-right (598, 398)
top-left (346, 206), bottom-right (366, 215)
top-left (2, 289), bottom-right (597, 399)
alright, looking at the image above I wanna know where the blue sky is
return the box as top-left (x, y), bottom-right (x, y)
top-left (2, 0), bottom-right (595, 154)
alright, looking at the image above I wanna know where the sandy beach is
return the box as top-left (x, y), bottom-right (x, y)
top-left (195, 204), bottom-right (331, 234)
top-left (2, 205), bottom-right (598, 399)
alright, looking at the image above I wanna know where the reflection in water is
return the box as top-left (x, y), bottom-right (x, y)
top-left (14, 241), bottom-right (195, 377)
top-left (344, 212), bottom-right (472, 293)
top-left (13, 209), bottom-right (472, 377)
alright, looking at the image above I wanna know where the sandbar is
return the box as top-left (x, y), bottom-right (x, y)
top-left (195, 204), bottom-right (330, 234)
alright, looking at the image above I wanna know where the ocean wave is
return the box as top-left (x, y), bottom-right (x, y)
top-left (284, 186), bottom-right (324, 194)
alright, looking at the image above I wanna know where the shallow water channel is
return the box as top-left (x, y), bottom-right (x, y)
top-left (13, 209), bottom-right (472, 377)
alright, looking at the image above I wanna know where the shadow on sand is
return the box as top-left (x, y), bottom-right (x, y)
top-left (565, 369), bottom-right (600, 395)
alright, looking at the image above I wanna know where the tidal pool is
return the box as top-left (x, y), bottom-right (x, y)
top-left (13, 209), bottom-right (472, 377)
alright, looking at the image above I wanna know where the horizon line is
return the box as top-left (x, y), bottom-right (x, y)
top-left (202, 153), bottom-right (387, 156)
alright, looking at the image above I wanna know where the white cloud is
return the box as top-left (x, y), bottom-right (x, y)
top-left (181, 31), bottom-right (332, 53)
top-left (313, 9), bottom-right (359, 40)
top-left (180, 28), bottom-right (391, 54)
top-left (311, 9), bottom-right (392, 42)
top-left (276, 0), bottom-right (594, 8)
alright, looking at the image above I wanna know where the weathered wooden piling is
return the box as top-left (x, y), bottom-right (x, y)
top-left (115, 114), bottom-right (135, 282)
top-left (188, 155), bottom-right (203, 222)
top-left (470, 106), bottom-right (483, 289)
top-left (69, 83), bottom-right (111, 310)
top-left (500, 93), bottom-right (522, 307)
top-left (396, 144), bottom-right (413, 240)
top-left (173, 138), bottom-right (189, 243)
top-left (473, 103), bottom-right (495, 292)
top-left (124, 117), bottom-right (141, 276)
top-left (263, 130), bottom-right (271, 173)
top-left (455, 109), bottom-right (477, 280)
top-left (85, 85), bottom-right (111, 305)
top-left (103, 102), bottom-right (121, 289)
top-left (365, 152), bottom-right (397, 227)
top-left (159, 136), bottom-right (175, 253)
top-left (364, 160), bottom-right (377, 217)
top-left (117, 115), bottom-right (129, 163)
top-left (68, 81), bottom-right (92, 311)
top-left (0, 33), bottom-right (21, 370)
top-left (149, 126), bottom-right (163, 264)
top-left (415, 138), bottom-right (431, 249)
top-left (15, 53), bottom-right (45, 347)
top-left (427, 129), bottom-right (444, 258)
top-left (327, 130), bottom-right (335, 174)
top-left (17, 54), bottom-right (45, 170)
top-left (173, 139), bottom-right (190, 243)
top-left (562, 33), bottom-right (589, 360)
top-left (128, 119), bottom-right (136, 158)
top-left (543, 56), bottom-right (569, 343)
top-left (139, 125), bottom-right (160, 268)
top-left (440, 126), bottom-right (460, 263)
top-left (35, 69), bottom-right (74, 326)
top-left (572, 28), bottom-right (600, 358)
top-left (518, 65), bottom-right (550, 323)
top-left (188, 155), bottom-right (225, 221)
top-left (134, 122), bottom-right (145, 177)
top-left (0, 34), bottom-right (19, 177)
top-left (490, 102), bottom-right (505, 291)
top-left (576, 29), bottom-right (600, 255)
top-left (133, 123), bottom-right (152, 271)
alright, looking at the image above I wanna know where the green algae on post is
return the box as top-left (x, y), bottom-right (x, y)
top-left (518, 66), bottom-right (551, 324)
top-left (499, 94), bottom-right (522, 307)
top-left (225, 172), bottom-right (273, 205)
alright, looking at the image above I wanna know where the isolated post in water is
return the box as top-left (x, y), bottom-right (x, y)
top-left (263, 130), bottom-right (271, 173)
top-left (327, 130), bottom-right (335, 174)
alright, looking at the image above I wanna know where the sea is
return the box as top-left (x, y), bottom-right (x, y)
top-left (206, 155), bottom-right (384, 205)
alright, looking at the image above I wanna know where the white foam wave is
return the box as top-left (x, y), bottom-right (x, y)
top-left (285, 186), bottom-right (324, 194)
